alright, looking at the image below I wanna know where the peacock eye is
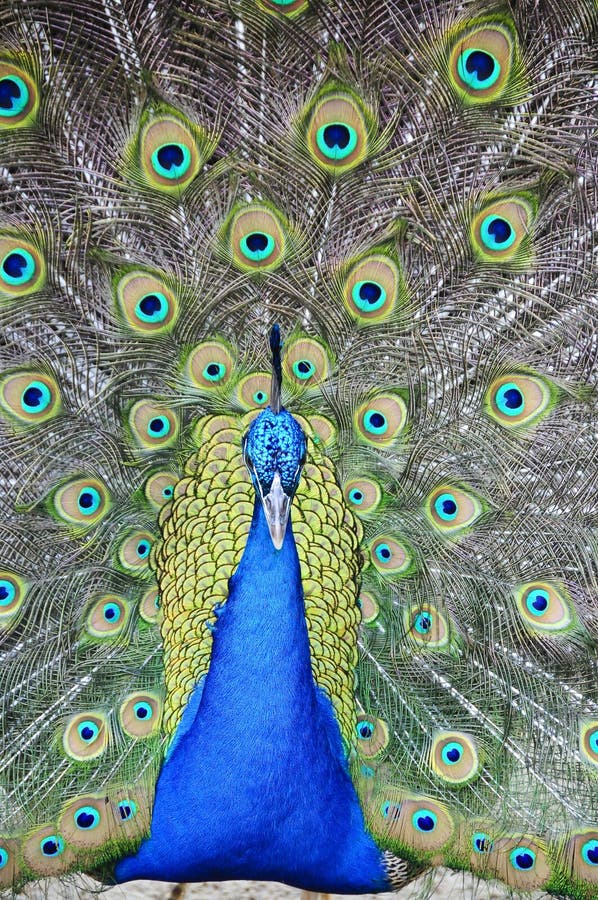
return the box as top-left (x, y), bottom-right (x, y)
top-left (151, 142), bottom-right (192, 180)
top-left (472, 832), bottom-right (494, 854)
top-left (239, 231), bottom-right (276, 263)
top-left (315, 122), bottom-right (358, 161)
top-left (0, 74), bottom-right (29, 116)
top-left (509, 848), bottom-right (536, 871)
top-left (457, 48), bottom-right (500, 91)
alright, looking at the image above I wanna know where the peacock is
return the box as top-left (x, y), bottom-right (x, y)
top-left (0, 0), bottom-right (596, 897)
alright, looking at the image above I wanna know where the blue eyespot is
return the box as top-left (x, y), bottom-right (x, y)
top-left (0, 579), bottom-right (16, 607)
top-left (240, 232), bottom-right (275, 262)
top-left (21, 380), bottom-right (51, 414)
top-left (135, 292), bottom-right (168, 323)
top-left (77, 487), bottom-right (102, 515)
top-left (357, 720), bottom-right (375, 740)
top-left (457, 49), bottom-right (500, 90)
top-left (0, 75), bottom-right (29, 117)
top-left (348, 488), bottom-right (364, 505)
top-left (0, 847), bottom-right (8, 869)
top-left (253, 390), bottom-right (268, 404)
top-left (381, 800), bottom-right (401, 820)
top-left (495, 382), bottom-right (525, 416)
top-left (292, 359), bottom-right (316, 381)
top-left (589, 729), bottom-right (598, 755)
top-left (40, 836), bottom-right (64, 857)
top-left (375, 543), bottom-right (392, 563)
top-left (441, 741), bottom-right (463, 765)
top-left (352, 280), bottom-right (386, 312)
top-left (472, 832), bottom-right (493, 854)
top-left (433, 492), bottom-right (458, 521)
top-left (480, 214), bottom-right (515, 251)
top-left (147, 415), bottom-right (170, 436)
top-left (151, 143), bottom-right (191, 179)
top-left (103, 602), bottom-right (122, 623)
top-left (525, 588), bottom-right (550, 617)
top-left (1, 248), bottom-right (35, 284)
top-left (581, 839), bottom-right (598, 866)
top-left (509, 847), bottom-right (536, 871)
top-left (118, 799), bottom-right (138, 821)
top-left (161, 485), bottom-right (174, 499)
top-left (363, 410), bottom-right (387, 435)
top-left (414, 613), bottom-right (432, 634)
top-left (136, 541), bottom-right (150, 560)
top-left (412, 809), bottom-right (437, 833)
top-left (202, 362), bottom-right (227, 383)
top-left (75, 806), bottom-right (101, 830)
top-left (133, 701), bottom-right (153, 720)
top-left (78, 720), bottom-right (100, 743)
top-left (316, 122), bottom-right (358, 160)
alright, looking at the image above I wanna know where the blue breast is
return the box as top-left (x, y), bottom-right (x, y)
top-left (115, 502), bottom-right (390, 893)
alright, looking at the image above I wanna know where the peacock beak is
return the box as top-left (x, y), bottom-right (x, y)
top-left (261, 471), bottom-right (292, 550)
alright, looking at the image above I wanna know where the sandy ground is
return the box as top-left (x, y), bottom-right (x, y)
top-left (24, 869), bottom-right (546, 900)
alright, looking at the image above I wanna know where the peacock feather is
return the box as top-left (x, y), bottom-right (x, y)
top-left (0, 0), bottom-right (596, 897)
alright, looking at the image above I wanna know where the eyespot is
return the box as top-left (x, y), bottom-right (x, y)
top-left (565, 831), bottom-right (598, 884)
top-left (21, 826), bottom-right (75, 875)
top-left (283, 337), bottom-right (331, 388)
top-left (581, 840), bottom-right (598, 867)
top-left (55, 796), bottom-right (111, 850)
top-left (115, 271), bottom-right (178, 334)
top-left (448, 19), bottom-right (519, 106)
top-left (227, 204), bottom-right (287, 272)
top-left (187, 340), bottom-right (236, 390)
top-left (370, 792), bottom-right (454, 851)
top-left (118, 531), bottom-right (155, 573)
top-left (0, 237), bottom-right (45, 296)
top-left (51, 477), bottom-right (111, 527)
top-left (139, 114), bottom-right (204, 192)
top-left (128, 400), bottom-right (179, 450)
top-left (237, 372), bottom-right (270, 409)
top-left (139, 587), bottom-right (160, 623)
top-left (355, 393), bottom-right (407, 446)
top-left (0, 571), bottom-right (26, 627)
top-left (370, 535), bottom-right (412, 575)
top-left (0, 370), bottom-right (60, 425)
top-left (514, 581), bottom-right (572, 633)
top-left (305, 88), bottom-right (371, 173)
top-left (0, 840), bottom-right (16, 885)
top-left (430, 731), bottom-right (480, 784)
top-left (259, 0), bottom-right (308, 14)
top-left (426, 485), bottom-right (483, 535)
top-left (144, 471), bottom-right (178, 510)
top-left (406, 604), bottom-right (450, 649)
top-left (358, 591), bottom-right (379, 625)
top-left (0, 61), bottom-right (38, 127)
top-left (580, 720), bottom-right (598, 767)
top-left (471, 196), bottom-right (535, 265)
top-left (472, 832), bottom-right (494, 854)
top-left (343, 478), bottom-right (382, 515)
top-left (86, 594), bottom-right (130, 638)
top-left (120, 692), bottom-right (162, 738)
top-left (40, 836), bottom-right (64, 857)
top-left (485, 374), bottom-right (554, 429)
top-left (63, 712), bottom-right (108, 760)
top-left (355, 715), bottom-right (389, 758)
top-left (343, 253), bottom-right (402, 323)
top-left (510, 847), bottom-right (536, 871)
top-left (117, 799), bottom-right (138, 821)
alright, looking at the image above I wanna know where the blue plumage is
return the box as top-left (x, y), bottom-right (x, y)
top-left (116, 501), bottom-right (389, 893)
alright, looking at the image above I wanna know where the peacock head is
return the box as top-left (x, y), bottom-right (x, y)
top-left (242, 326), bottom-right (307, 550)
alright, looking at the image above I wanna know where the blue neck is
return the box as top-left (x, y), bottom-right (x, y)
top-left (116, 502), bottom-right (390, 893)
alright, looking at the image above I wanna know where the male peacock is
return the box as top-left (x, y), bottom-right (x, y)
top-left (0, 0), bottom-right (596, 898)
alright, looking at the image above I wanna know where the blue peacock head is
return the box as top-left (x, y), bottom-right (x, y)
top-left (242, 326), bottom-right (307, 549)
